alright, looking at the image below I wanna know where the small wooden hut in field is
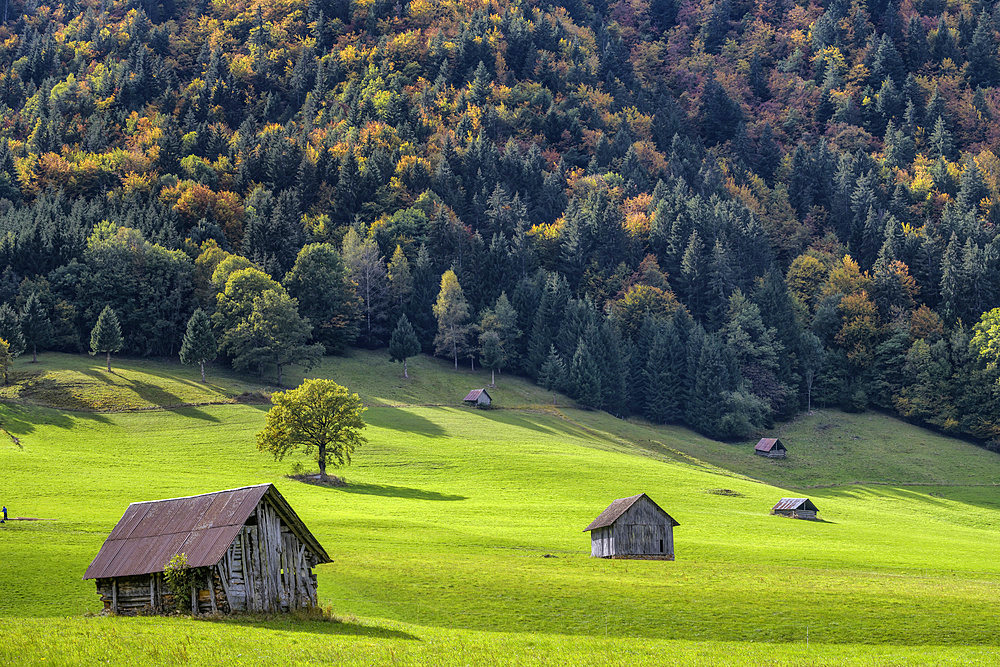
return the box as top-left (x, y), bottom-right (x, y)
top-left (83, 484), bottom-right (329, 615)
top-left (771, 498), bottom-right (819, 519)
top-left (584, 493), bottom-right (679, 560)
top-left (463, 388), bottom-right (492, 407)
top-left (755, 437), bottom-right (787, 458)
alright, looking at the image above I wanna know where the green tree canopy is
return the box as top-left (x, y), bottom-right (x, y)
top-left (433, 269), bottom-right (472, 369)
top-left (179, 308), bottom-right (218, 382)
top-left (20, 292), bottom-right (52, 363)
top-left (256, 378), bottom-right (368, 480)
top-left (0, 303), bottom-right (25, 359)
top-left (284, 243), bottom-right (361, 354)
top-left (90, 305), bottom-right (123, 372)
top-left (388, 314), bottom-right (421, 378)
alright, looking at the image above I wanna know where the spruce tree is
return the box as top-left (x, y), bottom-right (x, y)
top-left (179, 308), bottom-right (218, 382)
top-left (0, 303), bottom-right (25, 359)
top-left (569, 340), bottom-right (602, 409)
top-left (538, 345), bottom-right (566, 397)
top-left (643, 325), bottom-right (681, 423)
top-left (20, 292), bottom-right (51, 363)
top-left (90, 306), bottom-right (124, 373)
top-left (389, 314), bottom-right (421, 379)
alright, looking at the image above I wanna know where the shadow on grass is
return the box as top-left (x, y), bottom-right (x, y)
top-left (77, 368), bottom-right (220, 421)
top-left (0, 402), bottom-right (110, 437)
top-left (365, 408), bottom-right (445, 437)
top-left (329, 482), bottom-right (467, 501)
top-left (807, 484), bottom-right (1000, 512)
top-left (201, 616), bottom-right (420, 640)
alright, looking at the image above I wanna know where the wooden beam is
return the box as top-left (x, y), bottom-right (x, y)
top-left (208, 571), bottom-right (217, 614)
top-left (112, 579), bottom-right (118, 614)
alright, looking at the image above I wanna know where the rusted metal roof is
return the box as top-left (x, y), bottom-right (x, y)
top-left (771, 498), bottom-right (818, 512)
top-left (84, 484), bottom-right (330, 580)
top-left (755, 438), bottom-right (785, 452)
top-left (584, 493), bottom-right (679, 531)
top-left (463, 389), bottom-right (489, 401)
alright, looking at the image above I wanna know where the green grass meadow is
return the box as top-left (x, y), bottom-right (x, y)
top-left (1, 350), bottom-right (999, 665)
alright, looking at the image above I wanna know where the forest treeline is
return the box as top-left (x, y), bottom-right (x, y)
top-left (2, 0), bottom-right (1000, 442)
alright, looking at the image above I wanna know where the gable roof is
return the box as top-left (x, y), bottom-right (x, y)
top-left (583, 493), bottom-right (679, 531)
top-left (772, 497), bottom-right (818, 512)
top-left (84, 484), bottom-right (330, 580)
top-left (464, 389), bottom-right (490, 401)
top-left (755, 438), bottom-right (785, 452)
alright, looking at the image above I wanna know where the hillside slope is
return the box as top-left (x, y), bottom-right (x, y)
top-left (0, 353), bottom-right (998, 664)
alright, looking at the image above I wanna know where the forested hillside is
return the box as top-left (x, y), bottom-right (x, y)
top-left (2, 0), bottom-right (1000, 442)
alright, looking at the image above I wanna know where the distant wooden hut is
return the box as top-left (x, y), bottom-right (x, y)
top-left (771, 498), bottom-right (819, 519)
top-left (463, 388), bottom-right (492, 407)
top-left (83, 484), bottom-right (330, 615)
top-left (584, 493), bottom-right (679, 560)
top-left (755, 437), bottom-right (787, 458)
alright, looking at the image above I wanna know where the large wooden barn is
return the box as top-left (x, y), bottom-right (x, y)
top-left (755, 437), bottom-right (787, 458)
top-left (83, 484), bottom-right (330, 615)
top-left (584, 493), bottom-right (679, 560)
top-left (771, 497), bottom-right (819, 519)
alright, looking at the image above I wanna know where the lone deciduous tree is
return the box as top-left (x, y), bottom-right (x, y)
top-left (389, 314), bottom-right (420, 378)
top-left (90, 306), bottom-right (123, 373)
top-left (256, 379), bottom-right (367, 481)
top-left (179, 308), bottom-right (217, 382)
top-left (0, 339), bottom-right (11, 385)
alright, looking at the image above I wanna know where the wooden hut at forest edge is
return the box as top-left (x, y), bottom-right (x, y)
top-left (771, 498), bottom-right (819, 519)
top-left (463, 388), bottom-right (492, 407)
top-left (83, 484), bottom-right (330, 615)
top-left (584, 493), bottom-right (679, 560)
top-left (755, 437), bottom-right (787, 458)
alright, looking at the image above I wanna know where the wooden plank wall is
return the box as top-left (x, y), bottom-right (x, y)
top-left (607, 497), bottom-right (675, 559)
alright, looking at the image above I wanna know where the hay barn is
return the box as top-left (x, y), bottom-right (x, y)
top-left (771, 498), bottom-right (819, 519)
top-left (463, 388), bottom-right (492, 407)
top-left (755, 438), bottom-right (787, 458)
top-left (584, 493), bottom-right (679, 560)
top-left (83, 484), bottom-right (329, 615)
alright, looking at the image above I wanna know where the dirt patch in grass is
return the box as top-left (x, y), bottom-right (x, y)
top-left (705, 488), bottom-right (745, 497)
top-left (288, 473), bottom-right (348, 487)
top-left (234, 391), bottom-right (271, 404)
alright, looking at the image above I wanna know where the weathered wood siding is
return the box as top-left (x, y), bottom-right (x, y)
top-left (96, 571), bottom-right (229, 615)
top-left (219, 496), bottom-right (319, 613)
top-left (590, 526), bottom-right (614, 557)
top-left (96, 496), bottom-right (320, 615)
top-left (592, 496), bottom-right (675, 560)
top-left (755, 449), bottom-right (786, 458)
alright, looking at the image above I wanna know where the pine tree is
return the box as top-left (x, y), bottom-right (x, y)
top-left (0, 303), bottom-right (25, 359)
top-left (20, 292), bottom-right (51, 363)
top-left (90, 306), bottom-right (124, 373)
top-left (569, 339), bottom-right (602, 409)
top-left (179, 308), bottom-right (217, 382)
top-left (388, 245), bottom-right (414, 323)
top-left (643, 324), bottom-right (681, 423)
top-left (389, 314), bottom-right (421, 379)
top-left (538, 345), bottom-right (566, 396)
top-left (432, 270), bottom-right (472, 370)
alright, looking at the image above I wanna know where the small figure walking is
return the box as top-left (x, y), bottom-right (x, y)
top-left (1, 506), bottom-right (6, 523)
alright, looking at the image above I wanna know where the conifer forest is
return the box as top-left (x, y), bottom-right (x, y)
top-left (4, 0), bottom-right (1000, 443)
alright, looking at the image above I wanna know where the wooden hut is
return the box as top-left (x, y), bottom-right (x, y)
top-left (463, 388), bottom-right (492, 407)
top-left (755, 437), bottom-right (787, 458)
top-left (771, 498), bottom-right (819, 519)
top-left (83, 484), bottom-right (330, 615)
top-left (583, 493), bottom-right (679, 560)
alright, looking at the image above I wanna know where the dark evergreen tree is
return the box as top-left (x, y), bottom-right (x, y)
top-left (389, 314), bottom-right (421, 379)
top-left (179, 308), bottom-right (218, 382)
top-left (90, 305), bottom-right (124, 373)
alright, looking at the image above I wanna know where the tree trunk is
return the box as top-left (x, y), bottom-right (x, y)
top-left (491, 369), bottom-right (495, 386)
top-left (106, 351), bottom-right (111, 373)
top-left (200, 360), bottom-right (206, 382)
top-left (403, 358), bottom-right (408, 379)
top-left (31, 345), bottom-right (37, 363)
top-left (318, 442), bottom-right (327, 480)
top-left (276, 363), bottom-right (283, 387)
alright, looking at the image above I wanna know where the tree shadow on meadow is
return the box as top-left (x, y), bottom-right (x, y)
top-left (0, 402), bottom-right (110, 439)
top-left (806, 484), bottom-right (1000, 513)
top-left (472, 408), bottom-right (593, 440)
top-left (77, 368), bottom-right (220, 422)
top-left (323, 482), bottom-right (467, 502)
top-left (200, 615), bottom-right (420, 641)
top-left (365, 408), bottom-right (445, 437)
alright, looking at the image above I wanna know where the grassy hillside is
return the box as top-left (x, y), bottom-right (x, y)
top-left (1, 352), bottom-right (998, 664)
